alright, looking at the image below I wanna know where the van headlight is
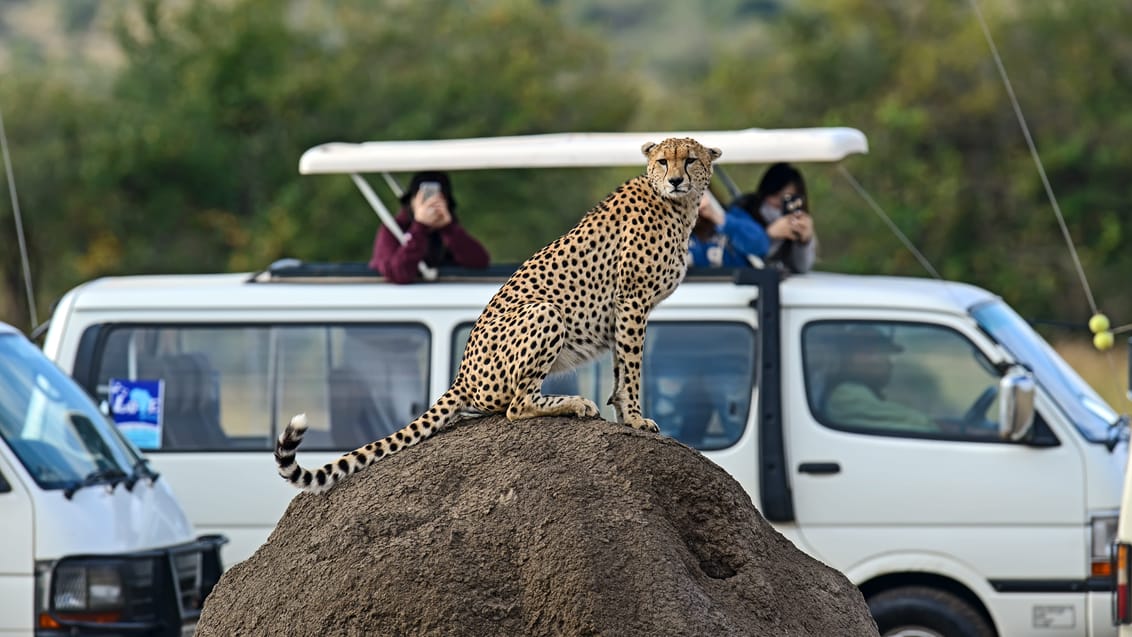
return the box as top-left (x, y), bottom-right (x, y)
top-left (35, 558), bottom-right (151, 630)
top-left (53, 563), bottom-right (124, 610)
top-left (1092, 513), bottom-right (1119, 578)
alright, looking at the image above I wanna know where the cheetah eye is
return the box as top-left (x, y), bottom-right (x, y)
top-left (684, 157), bottom-right (697, 167)
top-left (657, 159), bottom-right (667, 167)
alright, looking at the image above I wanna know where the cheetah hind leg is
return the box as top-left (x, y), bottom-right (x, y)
top-left (501, 303), bottom-right (600, 421)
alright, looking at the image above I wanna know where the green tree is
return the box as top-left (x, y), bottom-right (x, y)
top-left (691, 0), bottom-right (1132, 324)
top-left (0, 0), bottom-right (640, 329)
top-left (0, 74), bottom-right (109, 329)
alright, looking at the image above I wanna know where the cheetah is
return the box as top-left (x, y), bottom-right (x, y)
top-left (275, 137), bottom-right (722, 493)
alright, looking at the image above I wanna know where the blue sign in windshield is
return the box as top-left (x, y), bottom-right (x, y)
top-left (971, 300), bottom-right (1120, 444)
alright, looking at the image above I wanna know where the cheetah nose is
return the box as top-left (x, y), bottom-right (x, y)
top-left (668, 176), bottom-right (684, 187)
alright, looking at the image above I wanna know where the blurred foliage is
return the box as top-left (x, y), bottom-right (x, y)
top-left (0, 0), bottom-right (637, 325)
top-left (1, 0), bottom-right (1130, 349)
top-left (695, 0), bottom-right (1132, 326)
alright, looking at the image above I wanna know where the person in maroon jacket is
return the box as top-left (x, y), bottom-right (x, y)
top-left (368, 171), bottom-right (490, 283)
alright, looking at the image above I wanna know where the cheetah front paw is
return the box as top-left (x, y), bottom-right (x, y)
top-left (625, 416), bottom-right (659, 433)
top-left (574, 398), bottom-right (600, 418)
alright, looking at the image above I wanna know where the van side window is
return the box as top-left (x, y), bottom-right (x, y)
top-left (90, 324), bottom-right (429, 451)
top-left (803, 321), bottom-right (1003, 440)
top-left (451, 321), bottom-right (756, 450)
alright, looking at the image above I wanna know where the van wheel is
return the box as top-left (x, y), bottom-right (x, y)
top-left (868, 586), bottom-right (994, 637)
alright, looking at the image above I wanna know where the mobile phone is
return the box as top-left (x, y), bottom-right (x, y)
top-left (418, 181), bottom-right (441, 200)
top-left (783, 193), bottom-right (806, 215)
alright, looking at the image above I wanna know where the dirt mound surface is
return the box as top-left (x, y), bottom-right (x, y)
top-left (197, 415), bottom-right (878, 636)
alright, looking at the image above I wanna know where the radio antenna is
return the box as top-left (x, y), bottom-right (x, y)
top-left (967, 0), bottom-right (1097, 316)
top-left (0, 105), bottom-right (38, 329)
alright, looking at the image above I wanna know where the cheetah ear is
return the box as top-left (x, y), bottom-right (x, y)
top-left (641, 141), bottom-right (657, 157)
top-left (708, 147), bottom-right (722, 160)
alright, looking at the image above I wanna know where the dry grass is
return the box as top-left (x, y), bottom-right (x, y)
top-left (1053, 338), bottom-right (1131, 412)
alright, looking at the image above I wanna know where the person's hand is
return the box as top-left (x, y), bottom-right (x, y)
top-left (697, 193), bottom-right (725, 226)
top-left (790, 212), bottom-right (814, 242)
top-left (412, 191), bottom-right (452, 229)
top-left (766, 215), bottom-right (796, 241)
top-left (768, 211), bottom-right (813, 242)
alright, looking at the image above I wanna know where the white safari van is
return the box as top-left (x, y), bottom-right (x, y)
top-left (1109, 369), bottom-right (1132, 634)
top-left (41, 128), bottom-right (1126, 637)
top-left (0, 322), bottom-right (224, 636)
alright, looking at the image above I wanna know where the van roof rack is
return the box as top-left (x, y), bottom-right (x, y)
top-left (247, 259), bottom-right (522, 283)
top-left (248, 259), bottom-right (764, 285)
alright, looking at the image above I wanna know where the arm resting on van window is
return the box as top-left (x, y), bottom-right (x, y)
top-left (369, 221), bottom-right (433, 284)
top-left (824, 382), bottom-right (936, 433)
top-left (438, 222), bottom-right (490, 269)
top-left (785, 236), bottom-right (816, 274)
top-left (720, 207), bottom-right (771, 259)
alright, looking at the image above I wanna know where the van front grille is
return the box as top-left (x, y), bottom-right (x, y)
top-left (170, 549), bottom-right (205, 613)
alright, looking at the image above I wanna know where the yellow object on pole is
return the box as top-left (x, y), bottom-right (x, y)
top-left (1089, 313), bottom-right (1111, 334)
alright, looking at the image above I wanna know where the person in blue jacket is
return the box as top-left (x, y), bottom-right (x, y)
top-left (688, 162), bottom-right (816, 273)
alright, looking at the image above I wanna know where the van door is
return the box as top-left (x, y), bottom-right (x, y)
top-left (784, 312), bottom-right (1086, 583)
top-left (0, 452), bottom-right (35, 633)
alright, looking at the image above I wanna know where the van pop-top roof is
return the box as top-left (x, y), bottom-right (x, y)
top-left (298, 127), bottom-right (868, 174)
top-left (297, 127), bottom-right (869, 280)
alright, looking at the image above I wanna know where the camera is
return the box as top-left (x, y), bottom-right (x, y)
top-left (782, 193), bottom-right (806, 215)
top-left (418, 181), bottom-right (441, 200)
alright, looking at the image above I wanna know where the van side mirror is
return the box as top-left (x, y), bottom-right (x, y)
top-left (998, 365), bottom-right (1035, 441)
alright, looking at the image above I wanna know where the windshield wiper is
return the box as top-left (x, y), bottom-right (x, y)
top-left (123, 457), bottom-right (160, 491)
top-left (1105, 414), bottom-right (1130, 453)
top-left (63, 468), bottom-right (128, 500)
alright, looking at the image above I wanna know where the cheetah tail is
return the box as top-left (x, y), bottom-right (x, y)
top-left (274, 387), bottom-right (466, 494)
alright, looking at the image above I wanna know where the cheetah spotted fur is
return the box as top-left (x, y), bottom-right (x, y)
top-left (275, 137), bottom-right (722, 493)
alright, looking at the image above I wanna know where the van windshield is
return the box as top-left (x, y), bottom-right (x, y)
top-left (0, 333), bottom-right (137, 489)
top-left (971, 300), bottom-right (1119, 444)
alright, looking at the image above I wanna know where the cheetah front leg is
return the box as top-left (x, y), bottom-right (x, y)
top-left (502, 303), bottom-right (600, 421)
top-left (607, 296), bottom-right (658, 433)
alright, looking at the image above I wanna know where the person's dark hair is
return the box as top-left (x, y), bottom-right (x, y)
top-left (728, 162), bottom-right (807, 224)
top-left (401, 171), bottom-right (458, 213)
top-left (754, 162), bottom-right (807, 202)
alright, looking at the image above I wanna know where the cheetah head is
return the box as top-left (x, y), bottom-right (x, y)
top-left (641, 137), bottom-right (722, 201)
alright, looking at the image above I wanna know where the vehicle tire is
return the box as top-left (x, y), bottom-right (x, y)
top-left (868, 586), bottom-right (995, 637)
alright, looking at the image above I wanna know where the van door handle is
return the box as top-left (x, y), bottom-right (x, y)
top-left (798, 462), bottom-right (841, 475)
